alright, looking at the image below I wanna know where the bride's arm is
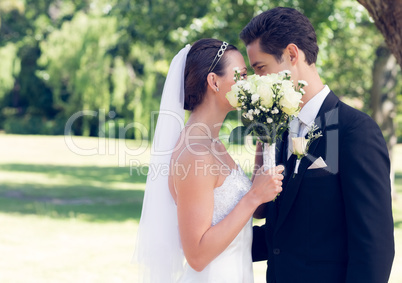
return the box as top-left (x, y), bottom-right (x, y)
top-left (175, 148), bottom-right (282, 272)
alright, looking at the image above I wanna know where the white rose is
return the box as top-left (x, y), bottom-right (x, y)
top-left (254, 77), bottom-right (274, 108)
top-left (257, 85), bottom-right (273, 108)
top-left (247, 74), bottom-right (260, 84)
top-left (247, 74), bottom-right (260, 94)
top-left (281, 80), bottom-right (295, 92)
top-left (279, 88), bottom-right (302, 115)
top-left (267, 117), bottom-right (273, 123)
top-left (225, 84), bottom-right (242, 107)
top-left (292, 137), bottom-right (309, 156)
top-left (260, 73), bottom-right (279, 84)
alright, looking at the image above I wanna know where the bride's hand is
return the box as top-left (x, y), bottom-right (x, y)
top-left (249, 165), bottom-right (284, 205)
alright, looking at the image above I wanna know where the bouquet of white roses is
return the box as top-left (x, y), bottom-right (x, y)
top-left (227, 68), bottom-right (307, 169)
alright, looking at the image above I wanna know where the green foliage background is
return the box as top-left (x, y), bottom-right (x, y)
top-left (0, 0), bottom-right (400, 139)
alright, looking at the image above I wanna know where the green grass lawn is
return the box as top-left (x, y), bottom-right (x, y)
top-left (0, 134), bottom-right (401, 283)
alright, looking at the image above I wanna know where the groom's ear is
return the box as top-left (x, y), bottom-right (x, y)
top-left (285, 44), bottom-right (299, 66)
top-left (206, 72), bottom-right (219, 93)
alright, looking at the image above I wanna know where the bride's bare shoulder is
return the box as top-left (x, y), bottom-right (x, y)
top-left (171, 143), bottom-right (214, 173)
top-left (170, 143), bottom-right (217, 191)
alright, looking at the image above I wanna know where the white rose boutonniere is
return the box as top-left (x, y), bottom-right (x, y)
top-left (291, 123), bottom-right (322, 176)
top-left (292, 137), bottom-right (309, 157)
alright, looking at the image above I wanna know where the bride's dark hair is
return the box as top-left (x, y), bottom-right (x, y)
top-left (184, 38), bottom-right (237, 111)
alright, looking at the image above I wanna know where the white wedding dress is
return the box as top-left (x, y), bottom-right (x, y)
top-left (176, 144), bottom-right (254, 283)
top-left (134, 46), bottom-right (254, 283)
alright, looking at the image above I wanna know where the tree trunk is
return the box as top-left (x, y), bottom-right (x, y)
top-left (370, 44), bottom-right (399, 199)
top-left (357, 0), bottom-right (402, 69)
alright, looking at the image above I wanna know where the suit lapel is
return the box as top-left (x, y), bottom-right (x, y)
top-left (274, 91), bottom-right (339, 234)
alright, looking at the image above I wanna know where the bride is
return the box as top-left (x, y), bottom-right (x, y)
top-left (134, 38), bottom-right (284, 283)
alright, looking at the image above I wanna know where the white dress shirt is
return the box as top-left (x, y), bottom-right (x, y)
top-left (297, 85), bottom-right (330, 137)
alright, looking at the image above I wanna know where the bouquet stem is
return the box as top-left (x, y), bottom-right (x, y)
top-left (262, 142), bottom-right (279, 201)
top-left (262, 142), bottom-right (276, 170)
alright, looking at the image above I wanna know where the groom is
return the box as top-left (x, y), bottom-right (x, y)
top-left (240, 7), bottom-right (394, 283)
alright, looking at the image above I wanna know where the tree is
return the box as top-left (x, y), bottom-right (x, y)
top-left (357, 0), bottom-right (402, 68)
top-left (0, 42), bottom-right (20, 111)
top-left (370, 44), bottom-right (399, 198)
top-left (0, 0), bottom-right (67, 133)
top-left (108, 0), bottom-right (211, 139)
top-left (1, 0), bottom-right (401, 144)
top-left (38, 11), bottom-right (119, 136)
top-left (355, 0), bottom-right (402, 198)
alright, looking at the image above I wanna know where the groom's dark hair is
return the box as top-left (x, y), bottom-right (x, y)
top-left (240, 7), bottom-right (319, 65)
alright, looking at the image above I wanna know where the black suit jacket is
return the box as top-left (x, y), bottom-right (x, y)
top-left (252, 91), bottom-right (395, 283)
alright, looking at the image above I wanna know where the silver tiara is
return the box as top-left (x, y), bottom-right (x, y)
top-left (208, 41), bottom-right (229, 73)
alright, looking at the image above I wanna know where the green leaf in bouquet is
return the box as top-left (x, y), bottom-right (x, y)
top-left (241, 115), bottom-right (253, 127)
top-left (229, 126), bottom-right (248, 144)
top-left (249, 123), bottom-right (272, 144)
top-left (276, 122), bottom-right (289, 138)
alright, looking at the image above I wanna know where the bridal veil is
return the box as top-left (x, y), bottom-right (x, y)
top-left (133, 45), bottom-right (191, 282)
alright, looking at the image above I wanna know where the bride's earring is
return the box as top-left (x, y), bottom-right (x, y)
top-left (216, 87), bottom-right (219, 92)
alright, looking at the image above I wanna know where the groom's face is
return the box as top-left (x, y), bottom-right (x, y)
top-left (246, 39), bottom-right (291, 77)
